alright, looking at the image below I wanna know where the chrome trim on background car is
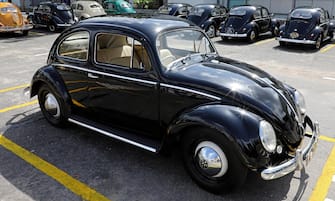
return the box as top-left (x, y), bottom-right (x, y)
top-left (0, 25), bottom-right (33, 32)
top-left (160, 83), bottom-right (222, 101)
top-left (68, 118), bottom-right (157, 153)
top-left (276, 37), bottom-right (317, 45)
top-left (261, 117), bottom-right (319, 180)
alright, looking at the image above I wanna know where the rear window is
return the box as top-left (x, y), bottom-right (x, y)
top-left (190, 7), bottom-right (205, 16)
top-left (57, 4), bottom-right (71, 11)
top-left (90, 4), bottom-right (100, 8)
top-left (290, 10), bottom-right (313, 19)
top-left (229, 8), bottom-right (246, 16)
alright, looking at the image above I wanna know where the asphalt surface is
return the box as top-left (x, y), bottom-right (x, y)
top-left (0, 29), bottom-right (334, 201)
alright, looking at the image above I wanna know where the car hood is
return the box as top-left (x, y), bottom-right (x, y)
top-left (163, 55), bottom-right (304, 146)
top-left (0, 12), bottom-right (24, 26)
top-left (285, 18), bottom-right (315, 38)
top-left (224, 15), bottom-right (250, 32)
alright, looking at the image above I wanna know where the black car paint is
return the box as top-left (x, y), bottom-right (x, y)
top-left (187, 4), bottom-right (227, 35)
top-left (279, 7), bottom-right (335, 42)
top-left (221, 5), bottom-right (279, 38)
top-left (158, 3), bottom-right (192, 18)
top-left (28, 2), bottom-right (76, 30)
top-left (31, 16), bottom-right (307, 171)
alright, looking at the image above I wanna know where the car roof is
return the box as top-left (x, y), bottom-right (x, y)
top-left (79, 15), bottom-right (196, 40)
top-left (73, 1), bottom-right (100, 5)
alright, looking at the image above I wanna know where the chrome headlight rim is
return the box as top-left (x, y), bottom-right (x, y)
top-left (294, 90), bottom-right (306, 116)
top-left (259, 120), bottom-right (277, 153)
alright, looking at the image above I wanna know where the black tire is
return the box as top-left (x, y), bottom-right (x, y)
top-left (38, 84), bottom-right (69, 127)
top-left (48, 24), bottom-right (56, 32)
top-left (247, 28), bottom-right (258, 43)
top-left (22, 30), bottom-right (29, 36)
top-left (279, 41), bottom-right (286, 47)
top-left (181, 128), bottom-right (247, 194)
top-left (272, 26), bottom-right (279, 37)
top-left (221, 36), bottom-right (227, 41)
top-left (315, 34), bottom-right (322, 49)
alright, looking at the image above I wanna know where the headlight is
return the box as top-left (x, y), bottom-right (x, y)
top-left (294, 90), bottom-right (306, 115)
top-left (242, 27), bottom-right (247, 32)
top-left (259, 120), bottom-right (277, 153)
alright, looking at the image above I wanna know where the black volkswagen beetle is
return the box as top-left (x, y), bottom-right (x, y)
top-left (30, 16), bottom-right (319, 193)
top-left (157, 3), bottom-right (192, 18)
top-left (187, 4), bottom-right (228, 38)
top-left (220, 5), bottom-right (280, 42)
top-left (28, 2), bottom-right (77, 32)
top-left (277, 7), bottom-right (335, 49)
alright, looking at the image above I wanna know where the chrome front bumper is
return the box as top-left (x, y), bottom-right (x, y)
top-left (0, 24), bottom-right (33, 32)
top-left (220, 32), bottom-right (247, 38)
top-left (261, 116), bottom-right (319, 180)
top-left (276, 37), bottom-right (316, 45)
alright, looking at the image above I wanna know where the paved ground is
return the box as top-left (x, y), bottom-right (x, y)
top-left (0, 29), bottom-right (334, 201)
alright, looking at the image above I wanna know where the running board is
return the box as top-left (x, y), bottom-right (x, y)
top-left (68, 117), bottom-right (159, 153)
top-left (259, 31), bottom-right (272, 36)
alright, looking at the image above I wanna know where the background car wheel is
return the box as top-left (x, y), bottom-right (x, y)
top-left (248, 29), bottom-right (257, 42)
top-left (221, 36), bottom-right (227, 41)
top-left (48, 24), bottom-right (56, 32)
top-left (38, 84), bottom-right (68, 127)
top-left (315, 35), bottom-right (322, 49)
top-left (279, 41), bottom-right (286, 47)
top-left (206, 25), bottom-right (216, 38)
top-left (181, 128), bottom-right (247, 194)
top-left (22, 30), bottom-right (28, 36)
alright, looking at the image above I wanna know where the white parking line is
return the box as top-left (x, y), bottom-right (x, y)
top-left (323, 77), bottom-right (335, 81)
top-left (34, 53), bottom-right (49, 57)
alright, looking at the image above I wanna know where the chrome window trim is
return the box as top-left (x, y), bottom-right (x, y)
top-left (53, 63), bottom-right (157, 85)
top-left (68, 118), bottom-right (157, 153)
top-left (56, 31), bottom-right (90, 62)
top-left (160, 83), bottom-right (221, 101)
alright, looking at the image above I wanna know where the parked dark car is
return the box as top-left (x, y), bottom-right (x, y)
top-left (157, 3), bottom-right (192, 18)
top-left (28, 2), bottom-right (76, 32)
top-left (277, 7), bottom-right (335, 49)
top-left (220, 5), bottom-right (280, 42)
top-left (187, 4), bottom-right (228, 38)
top-left (30, 16), bottom-right (319, 193)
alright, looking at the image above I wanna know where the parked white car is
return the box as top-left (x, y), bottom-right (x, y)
top-left (71, 1), bottom-right (106, 20)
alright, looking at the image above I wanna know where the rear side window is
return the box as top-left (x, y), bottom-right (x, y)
top-left (58, 31), bottom-right (90, 61)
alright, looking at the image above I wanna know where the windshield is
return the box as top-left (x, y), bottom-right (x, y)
top-left (229, 8), bottom-right (246, 16)
top-left (289, 9), bottom-right (313, 20)
top-left (57, 4), bottom-right (71, 11)
top-left (189, 7), bottom-right (205, 16)
top-left (156, 29), bottom-right (216, 69)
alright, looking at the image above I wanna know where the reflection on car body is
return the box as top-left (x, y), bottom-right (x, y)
top-left (30, 16), bottom-right (319, 194)
top-left (187, 4), bottom-right (227, 38)
top-left (220, 5), bottom-right (280, 42)
top-left (277, 7), bottom-right (335, 49)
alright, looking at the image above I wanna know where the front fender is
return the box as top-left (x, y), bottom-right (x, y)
top-left (30, 65), bottom-right (72, 111)
top-left (168, 104), bottom-right (270, 169)
top-left (203, 20), bottom-right (215, 31)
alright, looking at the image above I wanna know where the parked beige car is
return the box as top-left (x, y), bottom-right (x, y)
top-left (71, 1), bottom-right (106, 20)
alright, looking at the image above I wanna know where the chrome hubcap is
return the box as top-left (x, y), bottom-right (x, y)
top-left (207, 26), bottom-right (215, 38)
top-left (44, 93), bottom-right (60, 118)
top-left (194, 141), bottom-right (228, 178)
top-left (316, 36), bottom-right (321, 49)
top-left (250, 31), bottom-right (256, 41)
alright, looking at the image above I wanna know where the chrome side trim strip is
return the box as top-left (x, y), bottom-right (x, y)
top-left (53, 64), bottom-right (157, 85)
top-left (68, 118), bottom-right (157, 153)
top-left (160, 83), bottom-right (221, 101)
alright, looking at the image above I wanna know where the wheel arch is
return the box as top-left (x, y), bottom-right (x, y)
top-left (167, 104), bottom-right (266, 168)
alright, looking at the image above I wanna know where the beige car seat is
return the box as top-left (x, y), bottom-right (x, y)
top-left (97, 34), bottom-right (139, 68)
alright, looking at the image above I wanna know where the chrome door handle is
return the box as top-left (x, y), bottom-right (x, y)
top-left (88, 73), bottom-right (99, 79)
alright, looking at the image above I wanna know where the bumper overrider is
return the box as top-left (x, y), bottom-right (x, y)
top-left (0, 24), bottom-right (33, 32)
top-left (261, 116), bottom-right (319, 180)
top-left (276, 37), bottom-right (316, 45)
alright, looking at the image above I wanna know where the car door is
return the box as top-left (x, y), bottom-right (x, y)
top-left (89, 31), bottom-right (160, 139)
top-left (320, 9), bottom-right (329, 39)
top-left (34, 4), bottom-right (44, 24)
top-left (260, 7), bottom-right (271, 33)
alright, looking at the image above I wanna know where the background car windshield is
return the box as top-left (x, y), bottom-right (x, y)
top-left (57, 4), bottom-right (71, 10)
top-left (190, 7), bottom-right (205, 16)
top-left (290, 10), bottom-right (313, 19)
top-left (0, 6), bottom-right (17, 13)
top-left (156, 29), bottom-right (215, 68)
top-left (229, 8), bottom-right (246, 16)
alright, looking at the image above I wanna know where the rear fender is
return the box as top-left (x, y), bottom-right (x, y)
top-left (168, 104), bottom-right (269, 168)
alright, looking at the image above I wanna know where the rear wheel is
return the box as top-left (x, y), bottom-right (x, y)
top-left (38, 84), bottom-right (69, 127)
top-left (206, 25), bottom-right (216, 38)
top-left (48, 24), bottom-right (56, 32)
top-left (181, 128), bottom-right (247, 194)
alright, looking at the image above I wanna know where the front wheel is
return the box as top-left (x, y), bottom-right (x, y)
top-left (48, 24), bottom-right (56, 32)
top-left (181, 128), bottom-right (247, 194)
top-left (206, 25), bottom-right (216, 38)
top-left (247, 29), bottom-right (257, 43)
top-left (38, 84), bottom-right (69, 127)
top-left (315, 35), bottom-right (322, 49)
